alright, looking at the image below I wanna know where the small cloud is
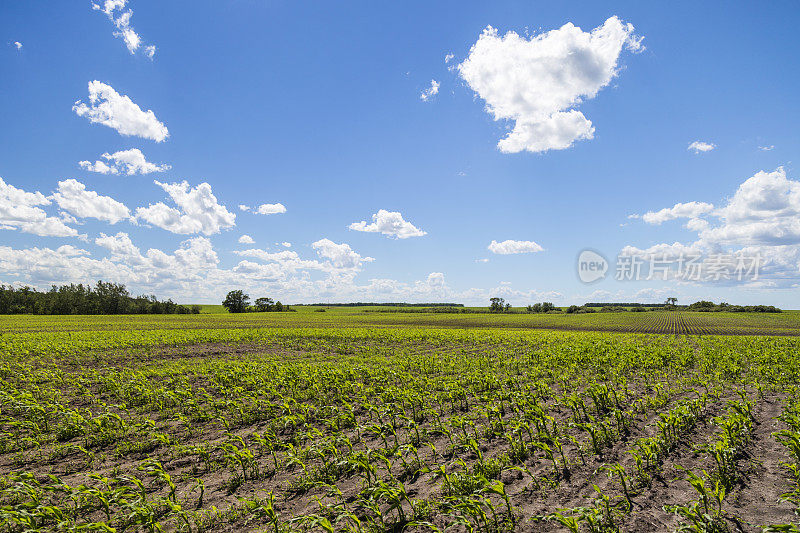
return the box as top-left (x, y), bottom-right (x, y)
top-left (238, 234), bottom-right (255, 244)
top-left (444, 53), bottom-right (454, 63)
top-left (488, 239), bottom-right (544, 254)
top-left (281, 242), bottom-right (291, 248)
top-left (79, 159), bottom-right (119, 175)
top-left (637, 201), bottom-right (714, 225)
top-left (475, 258), bottom-right (489, 263)
top-left (688, 140), bottom-right (716, 153)
top-left (255, 203), bottom-right (286, 215)
top-left (13, 41), bottom-right (22, 50)
top-left (420, 79), bottom-right (440, 101)
top-left (79, 148), bottom-right (170, 175)
top-left (239, 203), bottom-right (287, 214)
top-left (759, 145), bottom-right (775, 151)
top-left (349, 209), bottom-right (426, 239)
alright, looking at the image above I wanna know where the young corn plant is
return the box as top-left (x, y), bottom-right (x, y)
top-left (664, 470), bottom-right (729, 533)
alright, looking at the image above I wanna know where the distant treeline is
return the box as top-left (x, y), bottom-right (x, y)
top-left (688, 301), bottom-right (781, 313)
top-left (583, 301), bottom-right (781, 313)
top-left (0, 282), bottom-right (200, 315)
top-left (584, 302), bottom-right (666, 308)
top-left (364, 307), bottom-right (473, 314)
top-left (303, 302), bottom-right (464, 308)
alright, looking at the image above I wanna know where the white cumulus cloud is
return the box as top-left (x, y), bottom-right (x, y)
top-left (79, 148), bottom-right (170, 175)
top-left (52, 179), bottom-right (131, 224)
top-left (239, 203), bottom-right (287, 215)
top-left (255, 203), bottom-right (287, 215)
top-left (95, 232), bottom-right (142, 262)
top-left (238, 235), bottom-right (255, 244)
top-left (13, 42), bottom-right (22, 50)
top-left (312, 238), bottom-right (374, 270)
top-left (135, 180), bottom-right (236, 235)
top-left (0, 231), bottom-right (563, 305)
top-left (622, 168), bottom-right (800, 286)
top-left (458, 16), bottom-right (642, 153)
top-left (73, 81), bottom-right (169, 142)
top-left (0, 177), bottom-right (80, 238)
top-left (488, 239), bottom-right (544, 254)
top-left (0, 232), bottom-right (218, 288)
top-left (636, 201), bottom-right (715, 225)
top-left (701, 168), bottom-right (800, 246)
top-left (348, 209), bottom-right (426, 239)
top-left (79, 160), bottom-right (119, 175)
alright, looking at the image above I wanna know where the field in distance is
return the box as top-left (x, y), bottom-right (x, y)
top-left (6, 307), bottom-right (800, 336)
top-left (1, 312), bottom-right (800, 531)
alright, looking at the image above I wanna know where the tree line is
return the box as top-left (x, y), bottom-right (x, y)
top-left (0, 281), bottom-right (200, 315)
top-left (584, 302), bottom-right (666, 308)
top-left (492, 298), bottom-right (782, 315)
top-left (301, 302), bottom-right (464, 307)
top-left (222, 290), bottom-right (294, 313)
top-left (687, 301), bottom-right (781, 313)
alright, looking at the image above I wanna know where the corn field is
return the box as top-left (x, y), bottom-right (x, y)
top-left (1, 312), bottom-right (800, 531)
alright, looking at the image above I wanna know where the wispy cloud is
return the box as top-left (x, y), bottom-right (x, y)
top-left (420, 80), bottom-right (440, 101)
top-left (688, 140), bottom-right (715, 153)
top-left (92, 0), bottom-right (155, 58)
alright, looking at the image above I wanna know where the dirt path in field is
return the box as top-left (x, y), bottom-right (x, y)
top-left (726, 395), bottom-right (796, 530)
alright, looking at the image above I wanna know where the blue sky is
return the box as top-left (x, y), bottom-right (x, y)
top-left (1, 1), bottom-right (799, 306)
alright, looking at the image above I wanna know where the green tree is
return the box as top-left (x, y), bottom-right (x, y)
top-left (254, 297), bottom-right (274, 312)
top-left (222, 290), bottom-right (250, 313)
top-left (489, 297), bottom-right (505, 312)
